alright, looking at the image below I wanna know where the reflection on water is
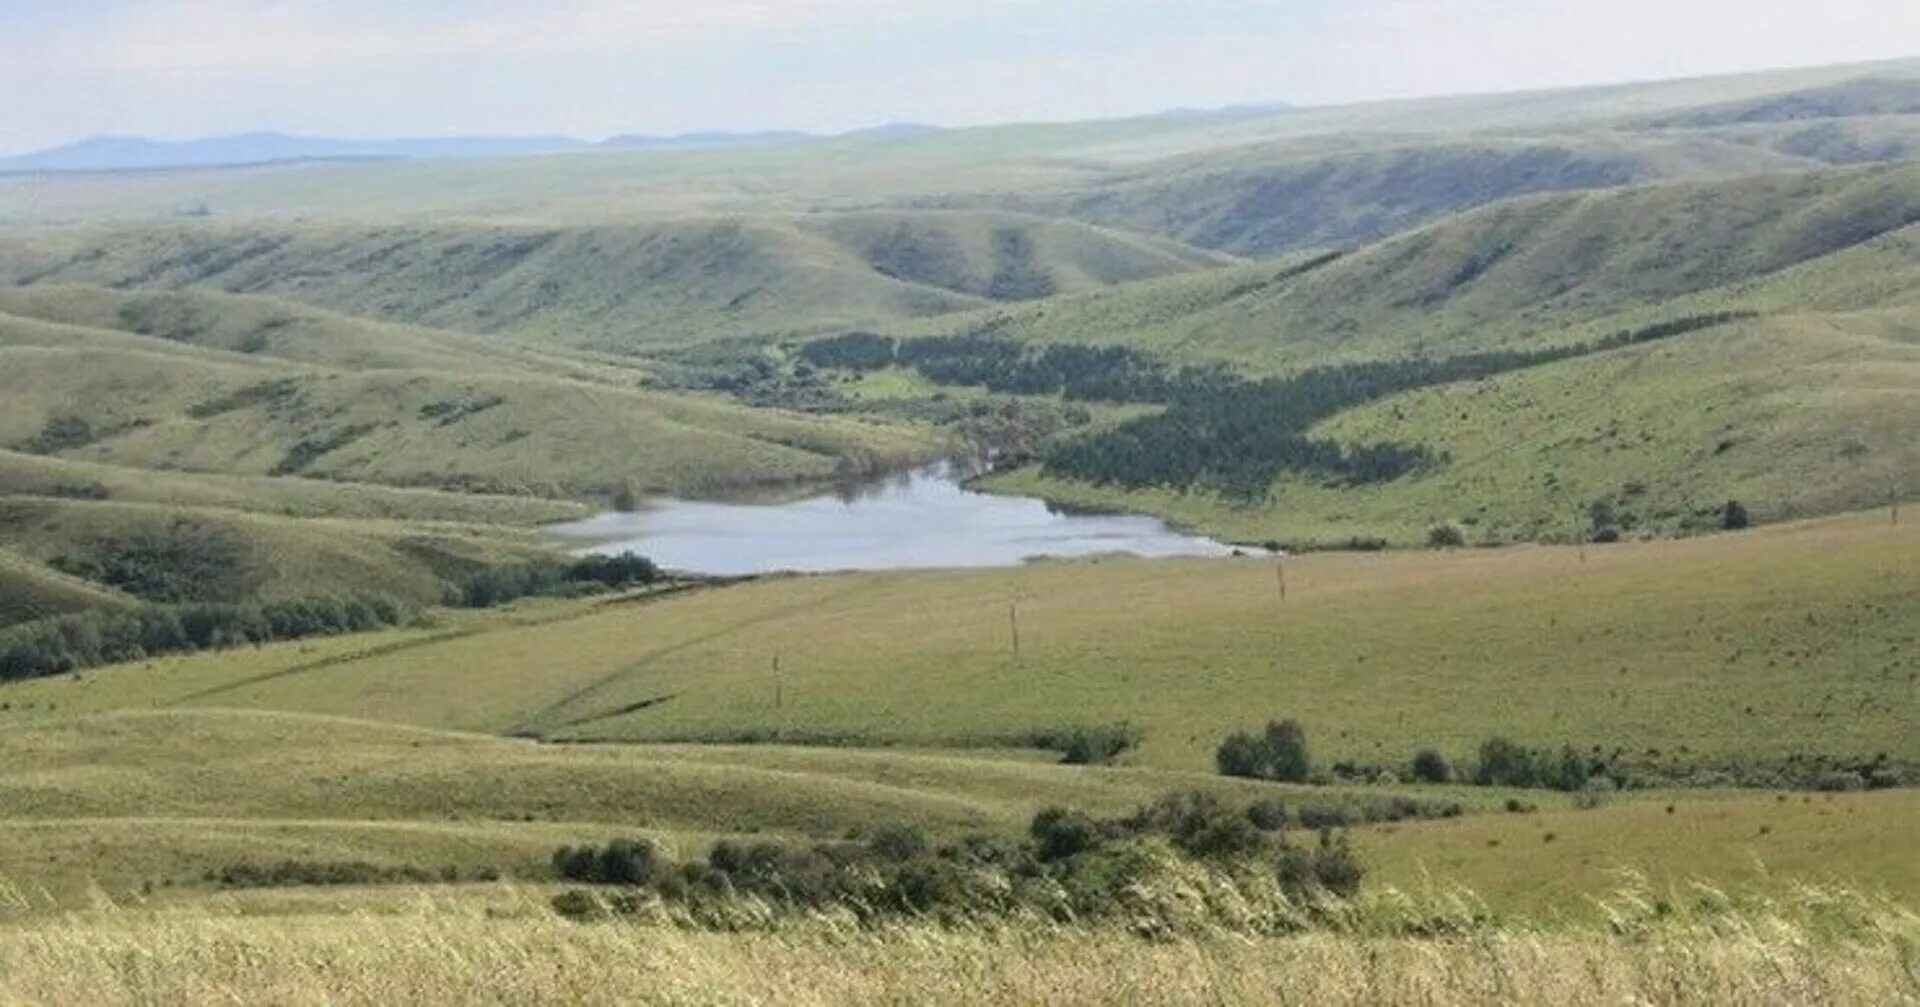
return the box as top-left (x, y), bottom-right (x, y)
top-left (548, 462), bottom-right (1234, 575)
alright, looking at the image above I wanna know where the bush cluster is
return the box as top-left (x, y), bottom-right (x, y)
top-left (1215, 719), bottom-right (1314, 782)
top-left (456, 552), bottom-right (661, 608)
top-left (0, 593), bottom-right (410, 681)
top-left (1026, 723), bottom-right (1143, 765)
top-left (551, 792), bottom-right (1367, 926)
top-left (1471, 737), bottom-right (1597, 791)
top-left (1393, 739), bottom-right (1910, 793)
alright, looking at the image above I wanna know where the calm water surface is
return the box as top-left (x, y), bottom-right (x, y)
top-left (550, 463), bottom-right (1233, 575)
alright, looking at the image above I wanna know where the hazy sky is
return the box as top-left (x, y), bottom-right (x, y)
top-left (3, 0), bottom-right (1917, 154)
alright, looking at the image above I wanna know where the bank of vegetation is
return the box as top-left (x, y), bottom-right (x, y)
top-left (797, 311), bottom-right (1755, 499)
top-left (0, 551), bottom-right (662, 680)
top-left (549, 792), bottom-right (1364, 932)
top-left (1215, 719), bottom-right (1912, 794)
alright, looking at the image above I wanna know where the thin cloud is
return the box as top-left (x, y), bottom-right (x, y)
top-left (20, 0), bottom-right (1010, 73)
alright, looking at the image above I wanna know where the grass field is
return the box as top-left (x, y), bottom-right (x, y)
top-left (2, 885), bottom-right (1916, 1006)
top-left (1, 507), bottom-right (1914, 916)
top-left (7, 510), bottom-right (1911, 772)
top-left (0, 705), bottom-right (1914, 918)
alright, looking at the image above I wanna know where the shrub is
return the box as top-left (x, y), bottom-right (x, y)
top-left (1215, 731), bottom-right (1269, 778)
top-left (1052, 722), bottom-right (1143, 765)
top-left (1475, 737), bottom-right (1539, 787)
top-left (1264, 719), bottom-right (1313, 783)
top-left (1245, 798), bottom-right (1289, 831)
top-left (1410, 748), bottom-right (1454, 784)
top-left (867, 825), bottom-right (930, 863)
top-left (1275, 831), bottom-right (1365, 899)
top-left (1296, 804), bottom-right (1357, 830)
top-left (1133, 791), bottom-right (1265, 859)
top-left (1029, 807), bottom-right (1101, 862)
top-left (1723, 500), bottom-right (1751, 530)
top-left (552, 839), bottom-right (664, 886)
top-left (1427, 523), bottom-right (1466, 548)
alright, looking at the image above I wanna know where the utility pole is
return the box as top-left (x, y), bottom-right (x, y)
top-left (1008, 603), bottom-right (1021, 660)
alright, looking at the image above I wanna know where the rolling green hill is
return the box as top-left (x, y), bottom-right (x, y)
top-left (940, 162), bottom-right (1920, 368)
top-left (0, 496), bottom-right (555, 608)
top-left (0, 449), bottom-right (586, 525)
top-left (0, 299), bottom-right (939, 500)
top-left (3, 706), bottom-right (1911, 917)
top-left (0, 284), bottom-right (618, 375)
top-left (0, 212), bottom-right (1226, 351)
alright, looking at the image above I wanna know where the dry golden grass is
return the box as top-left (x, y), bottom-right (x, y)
top-left (0, 883), bottom-right (1913, 1006)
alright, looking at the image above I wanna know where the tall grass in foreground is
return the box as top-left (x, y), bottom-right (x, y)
top-left (0, 881), bottom-right (1914, 1005)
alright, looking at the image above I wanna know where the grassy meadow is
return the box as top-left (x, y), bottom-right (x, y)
top-left (13, 509), bottom-right (1904, 771)
top-left (2, 509), bottom-right (1914, 921)
top-left (2, 885), bottom-right (1916, 1006)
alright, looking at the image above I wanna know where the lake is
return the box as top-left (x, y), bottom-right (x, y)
top-left (548, 463), bottom-right (1235, 575)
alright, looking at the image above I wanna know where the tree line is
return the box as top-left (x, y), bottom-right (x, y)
top-left (0, 551), bottom-right (663, 681)
top-left (800, 311), bottom-right (1756, 499)
top-left (0, 593), bottom-right (411, 681)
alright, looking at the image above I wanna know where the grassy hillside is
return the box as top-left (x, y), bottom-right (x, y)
top-left (0, 304), bottom-right (939, 499)
top-left (940, 162), bottom-right (1920, 369)
top-left (0, 496), bottom-right (555, 607)
top-left (989, 134), bottom-right (1795, 257)
top-left (0, 284), bottom-right (632, 377)
top-left (885, 166), bottom-right (1920, 542)
top-left (0, 546), bottom-right (134, 628)
top-left (0, 449), bottom-right (585, 525)
top-left (8, 509), bottom-right (1912, 775)
top-left (0, 707), bottom-right (1501, 901)
top-left (0, 212), bottom-right (1224, 351)
top-left (1644, 75), bottom-right (1920, 127)
top-left (990, 304), bottom-right (1919, 543)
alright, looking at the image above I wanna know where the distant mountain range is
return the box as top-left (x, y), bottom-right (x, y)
top-left (0, 103), bottom-right (1299, 174)
top-left (0, 123), bottom-right (950, 174)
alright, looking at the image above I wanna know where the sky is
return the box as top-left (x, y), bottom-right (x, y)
top-left (2, 0), bottom-right (1917, 155)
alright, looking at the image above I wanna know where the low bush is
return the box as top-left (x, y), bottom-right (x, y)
top-left (1031, 723), bottom-right (1143, 765)
top-left (457, 552), bottom-right (663, 608)
top-left (551, 792), bottom-right (1370, 928)
top-left (1213, 719), bottom-right (1313, 782)
top-left (1410, 748), bottom-right (1454, 784)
